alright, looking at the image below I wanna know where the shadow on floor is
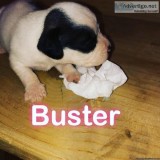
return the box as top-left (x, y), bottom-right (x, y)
top-left (0, 150), bottom-right (22, 160)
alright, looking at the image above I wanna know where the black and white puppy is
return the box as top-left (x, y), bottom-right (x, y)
top-left (0, 0), bottom-right (109, 102)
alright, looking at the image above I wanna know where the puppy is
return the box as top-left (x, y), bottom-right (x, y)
top-left (0, 0), bottom-right (109, 102)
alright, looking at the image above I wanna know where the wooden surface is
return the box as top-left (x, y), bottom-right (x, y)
top-left (0, 1), bottom-right (160, 160)
top-left (37, 0), bottom-right (160, 23)
top-left (0, 0), bottom-right (159, 23)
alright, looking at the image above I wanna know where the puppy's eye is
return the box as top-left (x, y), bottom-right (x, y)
top-left (61, 27), bottom-right (97, 53)
top-left (71, 31), bottom-right (97, 53)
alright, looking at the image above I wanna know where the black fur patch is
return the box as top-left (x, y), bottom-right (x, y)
top-left (37, 9), bottom-right (97, 60)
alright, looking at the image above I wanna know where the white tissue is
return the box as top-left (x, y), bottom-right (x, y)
top-left (61, 60), bottom-right (127, 99)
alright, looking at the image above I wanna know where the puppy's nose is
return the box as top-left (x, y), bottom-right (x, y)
top-left (108, 44), bottom-right (111, 52)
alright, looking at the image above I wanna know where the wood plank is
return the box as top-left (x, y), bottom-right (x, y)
top-left (37, 0), bottom-right (160, 23)
top-left (0, 1), bottom-right (160, 160)
top-left (1, 0), bottom-right (159, 23)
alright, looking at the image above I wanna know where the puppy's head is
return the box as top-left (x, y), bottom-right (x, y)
top-left (37, 2), bottom-right (110, 67)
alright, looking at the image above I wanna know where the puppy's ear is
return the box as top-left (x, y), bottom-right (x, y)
top-left (37, 9), bottom-right (67, 59)
top-left (37, 27), bottom-right (63, 60)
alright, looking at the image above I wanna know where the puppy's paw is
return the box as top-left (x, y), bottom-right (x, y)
top-left (25, 83), bottom-right (46, 102)
top-left (66, 71), bottom-right (81, 83)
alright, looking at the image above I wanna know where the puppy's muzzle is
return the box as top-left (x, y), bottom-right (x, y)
top-left (86, 33), bottom-right (109, 67)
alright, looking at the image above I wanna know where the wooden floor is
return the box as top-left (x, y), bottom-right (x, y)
top-left (0, 1), bottom-right (160, 160)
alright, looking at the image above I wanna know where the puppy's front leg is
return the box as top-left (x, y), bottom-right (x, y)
top-left (10, 60), bottom-right (46, 102)
top-left (55, 64), bottom-right (81, 83)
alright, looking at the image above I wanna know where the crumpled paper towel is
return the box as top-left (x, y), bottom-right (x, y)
top-left (60, 60), bottom-right (127, 99)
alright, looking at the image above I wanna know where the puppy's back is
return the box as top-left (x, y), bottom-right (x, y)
top-left (0, 0), bottom-right (35, 51)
